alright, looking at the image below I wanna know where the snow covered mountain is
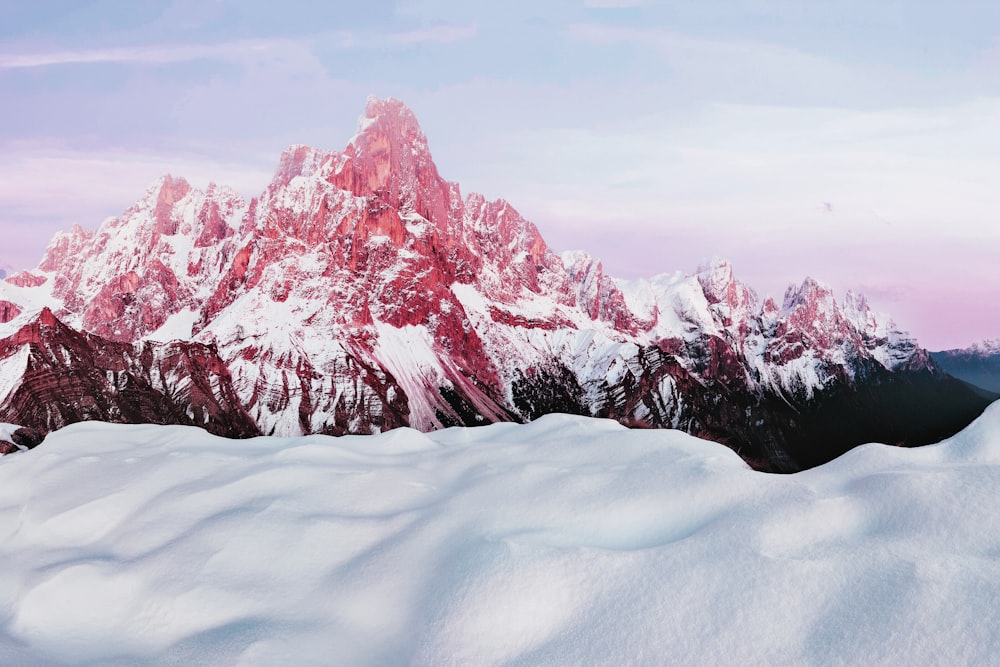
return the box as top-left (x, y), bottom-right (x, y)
top-left (0, 96), bottom-right (991, 470)
top-left (932, 340), bottom-right (1000, 394)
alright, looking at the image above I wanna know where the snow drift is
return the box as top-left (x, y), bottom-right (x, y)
top-left (1, 404), bottom-right (999, 665)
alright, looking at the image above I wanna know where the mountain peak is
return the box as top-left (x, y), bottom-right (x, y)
top-left (364, 95), bottom-right (418, 123)
top-left (971, 339), bottom-right (1000, 355)
top-left (142, 174), bottom-right (191, 203)
top-left (333, 96), bottom-right (449, 223)
top-left (38, 223), bottom-right (95, 273)
top-left (274, 144), bottom-right (331, 185)
top-left (353, 95), bottom-right (428, 152)
top-left (696, 257), bottom-right (733, 274)
top-left (150, 174), bottom-right (192, 236)
top-left (695, 258), bottom-right (757, 316)
top-left (782, 276), bottom-right (834, 312)
top-left (841, 290), bottom-right (893, 338)
top-left (695, 258), bottom-right (735, 301)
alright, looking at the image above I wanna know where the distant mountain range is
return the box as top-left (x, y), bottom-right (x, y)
top-left (0, 96), bottom-right (992, 471)
top-left (932, 340), bottom-right (1000, 394)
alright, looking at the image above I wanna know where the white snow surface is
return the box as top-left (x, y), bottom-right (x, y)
top-left (2, 404), bottom-right (1000, 665)
top-left (0, 276), bottom-right (55, 338)
top-left (147, 307), bottom-right (200, 342)
top-left (0, 423), bottom-right (19, 442)
top-left (373, 322), bottom-right (450, 431)
top-left (0, 347), bottom-right (30, 406)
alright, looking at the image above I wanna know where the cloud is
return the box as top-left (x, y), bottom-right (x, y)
top-left (518, 98), bottom-right (1000, 237)
top-left (0, 38), bottom-right (297, 69)
top-left (564, 22), bottom-right (951, 108)
top-left (388, 23), bottom-right (478, 45)
top-left (584, 0), bottom-right (646, 7)
top-left (0, 24), bottom-right (478, 70)
top-left (567, 22), bottom-right (845, 79)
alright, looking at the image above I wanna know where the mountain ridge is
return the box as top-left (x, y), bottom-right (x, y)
top-left (932, 340), bottom-right (1000, 394)
top-left (0, 96), bottom-right (992, 470)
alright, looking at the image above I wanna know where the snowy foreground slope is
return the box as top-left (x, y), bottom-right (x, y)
top-left (2, 407), bottom-right (1000, 666)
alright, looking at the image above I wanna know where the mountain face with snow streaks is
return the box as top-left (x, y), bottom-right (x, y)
top-left (0, 96), bottom-right (991, 470)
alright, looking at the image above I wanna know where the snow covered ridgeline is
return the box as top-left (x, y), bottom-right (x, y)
top-left (2, 409), bottom-right (1000, 665)
top-left (6, 95), bottom-right (985, 474)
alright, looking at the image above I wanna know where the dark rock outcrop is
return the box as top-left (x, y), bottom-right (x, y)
top-left (10, 426), bottom-right (44, 449)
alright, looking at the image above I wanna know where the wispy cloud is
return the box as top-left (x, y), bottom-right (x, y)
top-left (567, 23), bottom-right (830, 69)
top-left (0, 38), bottom-right (296, 69)
top-left (565, 22), bottom-right (945, 108)
top-left (583, 0), bottom-right (646, 8)
top-left (0, 23), bottom-right (478, 70)
top-left (388, 23), bottom-right (478, 46)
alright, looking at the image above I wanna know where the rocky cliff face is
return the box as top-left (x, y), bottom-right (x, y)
top-left (0, 96), bottom-right (991, 470)
top-left (0, 308), bottom-right (258, 437)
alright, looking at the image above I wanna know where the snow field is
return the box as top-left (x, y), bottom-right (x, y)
top-left (0, 404), bottom-right (999, 665)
